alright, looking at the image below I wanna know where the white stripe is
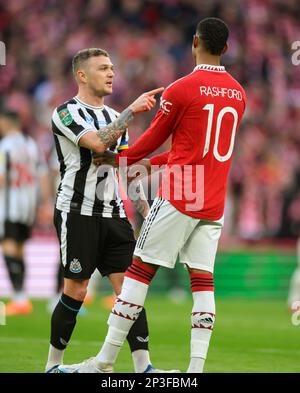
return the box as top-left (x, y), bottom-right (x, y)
top-left (60, 211), bottom-right (68, 267)
top-left (55, 134), bottom-right (79, 212)
top-left (137, 198), bottom-right (163, 249)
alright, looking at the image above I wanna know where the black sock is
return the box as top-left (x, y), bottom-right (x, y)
top-left (55, 263), bottom-right (64, 293)
top-left (127, 308), bottom-right (149, 352)
top-left (4, 255), bottom-right (25, 292)
top-left (50, 293), bottom-right (83, 350)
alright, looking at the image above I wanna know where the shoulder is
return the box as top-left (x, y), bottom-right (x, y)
top-left (104, 105), bottom-right (120, 118)
top-left (225, 73), bottom-right (246, 96)
top-left (52, 98), bottom-right (78, 118)
top-left (162, 74), bottom-right (192, 105)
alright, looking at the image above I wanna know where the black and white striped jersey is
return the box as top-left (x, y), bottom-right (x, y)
top-left (52, 96), bottom-right (129, 218)
top-left (0, 132), bottom-right (47, 232)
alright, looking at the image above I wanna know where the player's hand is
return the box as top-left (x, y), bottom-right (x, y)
top-left (129, 87), bottom-right (164, 114)
top-left (93, 150), bottom-right (117, 167)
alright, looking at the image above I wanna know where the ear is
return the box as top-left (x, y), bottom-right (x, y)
top-left (221, 42), bottom-right (228, 55)
top-left (77, 69), bottom-right (87, 84)
top-left (193, 35), bottom-right (199, 49)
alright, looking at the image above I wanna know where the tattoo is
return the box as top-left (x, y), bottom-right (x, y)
top-left (96, 107), bottom-right (134, 148)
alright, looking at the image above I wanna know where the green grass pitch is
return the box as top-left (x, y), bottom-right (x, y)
top-left (0, 296), bottom-right (299, 373)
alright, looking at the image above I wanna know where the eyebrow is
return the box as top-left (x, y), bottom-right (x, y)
top-left (98, 64), bottom-right (114, 68)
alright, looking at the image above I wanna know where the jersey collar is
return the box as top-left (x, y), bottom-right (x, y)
top-left (74, 96), bottom-right (105, 110)
top-left (193, 64), bottom-right (225, 72)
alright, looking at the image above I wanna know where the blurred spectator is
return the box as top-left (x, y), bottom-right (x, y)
top-left (0, 0), bottom-right (299, 240)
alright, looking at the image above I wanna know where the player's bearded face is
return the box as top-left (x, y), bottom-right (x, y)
top-left (85, 56), bottom-right (114, 97)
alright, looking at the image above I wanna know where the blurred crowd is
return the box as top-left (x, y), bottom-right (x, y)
top-left (0, 0), bottom-right (300, 239)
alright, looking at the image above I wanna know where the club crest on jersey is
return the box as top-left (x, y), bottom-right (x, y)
top-left (58, 108), bottom-right (73, 126)
top-left (69, 258), bottom-right (82, 273)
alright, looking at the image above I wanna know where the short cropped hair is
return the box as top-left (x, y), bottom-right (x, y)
top-left (196, 18), bottom-right (229, 55)
top-left (72, 48), bottom-right (109, 76)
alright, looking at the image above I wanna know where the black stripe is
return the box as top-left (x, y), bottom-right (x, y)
top-left (102, 108), bottom-right (118, 152)
top-left (77, 108), bottom-right (87, 122)
top-left (130, 264), bottom-right (153, 279)
top-left (93, 171), bottom-right (108, 215)
top-left (101, 108), bottom-right (119, 215)
top-left (128, 266), bottom-right (153, 280)
top-left (127, 269), bottom-right (152, 282)
top-left (52, 120), bottom-right (65, 137)
top-left (53, 134), bottom-right (66, 194)
top-left (85, 108), bottom-right (100, 130)
top-left (56, 99), bottom-right (76, 112)
top-left (57, 103), bottom-right (85, 137)
top-left (137, 198), bottom-right (164, 250)
top-left (4, 152), bottom-right (10, 221)
top-left (70, 147), bottom-right (92, 212)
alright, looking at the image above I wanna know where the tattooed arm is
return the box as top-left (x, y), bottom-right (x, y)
top-left (96, 108), bottom-right (133, 148)
top-left (78, 87), bottom-right (164, 154)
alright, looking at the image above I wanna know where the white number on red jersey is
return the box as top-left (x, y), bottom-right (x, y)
top-left (202, 104), bottom-right (238, 162)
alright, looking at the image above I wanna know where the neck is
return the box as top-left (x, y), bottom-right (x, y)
top-left (195, 53), bottom-right (221, 67)
top-left (77, 88), bottom-right (104, 107)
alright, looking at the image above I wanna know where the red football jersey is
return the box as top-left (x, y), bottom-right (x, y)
top-left (117, 64), bottom-right (246, 220)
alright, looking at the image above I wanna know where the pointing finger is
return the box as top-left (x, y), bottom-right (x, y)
top-left (145, 87), bottom-right (164, 96)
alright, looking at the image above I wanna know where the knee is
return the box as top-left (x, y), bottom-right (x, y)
top-left (64, 279), bottom-right (88, 301)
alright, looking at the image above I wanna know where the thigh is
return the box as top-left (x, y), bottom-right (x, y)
top-left (99, 217), bottom-right (136, 277)
top-left (179, 220), bottom-right (223, 273)
top-left (54, 209), bottom-right (98, 280)
top-left (135, 198), bottom-right (197, 269)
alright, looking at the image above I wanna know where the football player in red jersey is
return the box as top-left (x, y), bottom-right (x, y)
top-left (58, 17), bottom-right (246, 374)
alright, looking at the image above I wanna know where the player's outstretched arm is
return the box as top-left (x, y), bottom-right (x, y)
top-left (79, 87), bottom-right (164, 154)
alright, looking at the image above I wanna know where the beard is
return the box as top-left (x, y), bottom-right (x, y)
top-left (90, 84), bottom-right (112, 98)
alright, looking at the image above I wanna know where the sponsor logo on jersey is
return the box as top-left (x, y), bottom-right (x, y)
top-left (160, 97), bottom-right (173, 114)
top-left (58, 108), bottom-right (73, 126)
top-left (69, 258), bottom-right (82, 273)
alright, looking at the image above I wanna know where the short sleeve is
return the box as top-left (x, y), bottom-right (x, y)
top-left (52, 103), bottom-right (95, 146)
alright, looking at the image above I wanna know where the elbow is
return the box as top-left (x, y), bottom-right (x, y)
top-left (92, 144), bottom-right (106, 155)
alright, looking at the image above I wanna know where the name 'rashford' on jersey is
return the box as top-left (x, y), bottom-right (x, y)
top-left (52, 97), bottom-right (128, 218)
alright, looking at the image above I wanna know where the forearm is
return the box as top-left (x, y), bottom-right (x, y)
top-left (116, 111), bottom-right (173, 167)
top-left (39, 173), bottom-right (52, 204)
top-left (96, 107), bottom-right (134, 149)
top-left (119, 170), bottom-right (150, 219)
top-left (149, 151), bottom-right (169, 166)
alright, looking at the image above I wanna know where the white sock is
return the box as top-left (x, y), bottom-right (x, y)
top-left (132, 349), bottom-right (151, 373)
top-left (13, 291), bottom-right (27, 302)
top-left (95, 276), bottom-right (150, 366)
top-left (45, 344), bottom-right (65, 371)
top-left (188, 357), bottom-right (206, 373)
top-left (187, 288), bottom-right (215, 373)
